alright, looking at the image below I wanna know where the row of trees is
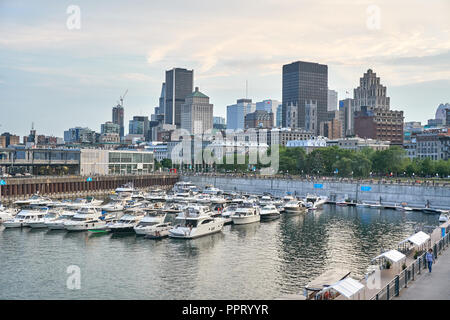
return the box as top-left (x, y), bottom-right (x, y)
top-left (213, 146), bottom-right (450, 178)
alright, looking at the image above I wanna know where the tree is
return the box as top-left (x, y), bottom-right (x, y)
top-left (160, 158), bottom-right (172, 169)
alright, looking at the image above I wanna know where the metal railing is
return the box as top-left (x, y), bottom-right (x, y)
top-left (371, 231), bottom-right (450, 300)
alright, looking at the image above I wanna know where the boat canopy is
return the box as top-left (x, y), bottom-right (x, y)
top-left (326, 277), bottom-right (365, 299)
top-left (373, 249), bottom-right (405, 263)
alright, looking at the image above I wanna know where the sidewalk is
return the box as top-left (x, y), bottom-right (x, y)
top-left (396, 243), bottom-right (450, 300)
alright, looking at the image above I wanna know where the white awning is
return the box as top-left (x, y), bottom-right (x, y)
top-left (373, 249), bottom-right (406, 263)
top-left (407, 231), bottom-right (430, 246)
top-left (329, 277), bottom-right (365, 299)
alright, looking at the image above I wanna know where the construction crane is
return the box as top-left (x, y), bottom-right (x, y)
top-left (119, 89), bottom-right (128, 107)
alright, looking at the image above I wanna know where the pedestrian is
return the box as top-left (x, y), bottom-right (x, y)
top-left (425, 248), bottom-right (435, 273)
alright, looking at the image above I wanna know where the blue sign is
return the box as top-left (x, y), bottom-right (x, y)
top-left (314, 184), bottom-right (323, 189)
top-left (360, 186), bottom-right (372, 191)
top-left (0, 180), bottom-right (6, 185)
top-left (86, 177), bottom-right (92, 182)
top-left (442, 228), bottom-right (446, 238)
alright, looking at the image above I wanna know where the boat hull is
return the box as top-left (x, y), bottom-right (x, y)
top-left (231, 215), bottom-right (260, 225)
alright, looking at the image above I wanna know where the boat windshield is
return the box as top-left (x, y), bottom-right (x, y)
top-left (72, 217), bottom-right (88, 221)
top-left (180, 219), bottom-right (198, 227)
top-left (138, 221), bottom-right (159, 227)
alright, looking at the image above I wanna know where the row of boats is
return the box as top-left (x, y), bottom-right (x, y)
top-left (0, 182), bottom-right (330, 239)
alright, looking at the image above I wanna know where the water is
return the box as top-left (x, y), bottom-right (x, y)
top-left (0, 205), bottom-right (440, 299)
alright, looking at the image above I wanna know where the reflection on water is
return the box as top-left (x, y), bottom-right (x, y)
top-left (0, 205), bottom-right (440, 299)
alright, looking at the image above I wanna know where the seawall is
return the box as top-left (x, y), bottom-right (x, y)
top-left (181, 174), bottom-right (450, 209)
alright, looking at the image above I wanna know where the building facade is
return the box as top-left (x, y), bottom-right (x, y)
top-left (327, 89), bottom-right (338, 112)
top-left (226, 98), bottom-right (256, 131)
top-left (352, 69), bottom-right (390, 112)
top-left (164, 68), bottom-right (194, 127)
top-left (180, 87), bottom-right (213, 135)
top-left (129, 116), bottom-right (150, 141)
top-left (354, 106), bottom-right (404, 145)
top-left (282, 60), bottom-right (328, 133)
top-left (112, 105), bottom-right (124, 138)
top-left (244, 110), bottom-right (274, 129)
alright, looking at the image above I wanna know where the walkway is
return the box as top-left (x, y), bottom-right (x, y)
top-left (396, 241), bottom-right (450, 300)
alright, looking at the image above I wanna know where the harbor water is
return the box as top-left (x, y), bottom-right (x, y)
top-left (0, 205), bottom-right (440, 299)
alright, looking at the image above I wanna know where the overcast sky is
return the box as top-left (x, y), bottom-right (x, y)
top-left (1, 0), bottom-right (449, 137)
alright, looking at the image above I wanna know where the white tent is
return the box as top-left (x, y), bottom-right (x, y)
top-left (374, 249), bottom-right (406, 263)
top-left (407, 231), bottom-right (430, 247)
top-left (330, 277), bottom-right (365, 300)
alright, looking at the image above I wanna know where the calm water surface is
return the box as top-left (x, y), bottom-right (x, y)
top-left (0, 205), bottom-right (440, 299)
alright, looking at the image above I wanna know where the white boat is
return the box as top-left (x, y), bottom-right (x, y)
top-left (283, 195), bottom-right (295, 203)
top-left (220, 204), bottom-right (237, 225)
top-left (143, 223), bottom-right (172, 239)
top-left (64, 207), bottom-right (105, 231)
top-left (260, 204), bottom-right (281, 221)
top-left (134, 212), bottom-right (167, 235)
top-left (283, 200), bottom-right (307, 215)
top-left (45, 210), bottom-right (77, 230)
top-left (231, 202), bottom-right (260, 225)
top-left (13, 194), bottom-right (53, 207)
top-left (305, 194), bottom-right (327, 210)
top-left (202, 185), bottom-right (223, 195)
top-left (3, 207), bottom-right (49, 228)
top-left (259, 195), bottom-right (273, 207)
top-left (28, 209), bottom-right (62, 228)
top-left (439, 213), bottom-right (449, 223)
top-left (144, 191), bottom-right (166, 202)
top-left (369, 202), bottom-right (382, 209)
top-left (169, 205), bottom-right (224, 239)
top-left (356, 202), bottom-right (371, 208)
top-left (109, 213), bottom-right (145, 233)
top-left (395, 203), bottom-right (413, 211)
top-left (101, 200), bottom-right (125, 212)
top-left (0, 204), bottom-right (19, 223)
top-left (336, 199), bottom-right (348, 206)
top-left (172, 181), bottom-right (199, 194)
top-left (65, 197), bottom-right (103, 210)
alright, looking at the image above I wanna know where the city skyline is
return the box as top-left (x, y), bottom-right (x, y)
top-left (1, 0), bottom-right (450, 137)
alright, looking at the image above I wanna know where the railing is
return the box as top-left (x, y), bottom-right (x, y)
top-left (370, 231), bottom-right (450, 300)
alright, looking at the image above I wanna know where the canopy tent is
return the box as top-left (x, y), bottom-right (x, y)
top-left (398, 231), bottom-right (431, 254)
top-left (372, 249), bottom-right (406, 272)
top-left (304, 269), bottom-right (351, 299)
top-left (315, 277), bottom-right (365, 300)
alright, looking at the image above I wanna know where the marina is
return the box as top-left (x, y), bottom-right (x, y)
top-left (0, 181), bottom-right (446, 299)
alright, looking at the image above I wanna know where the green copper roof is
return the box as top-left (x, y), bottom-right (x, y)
top-left (188, 87), bottom-right (208, 98)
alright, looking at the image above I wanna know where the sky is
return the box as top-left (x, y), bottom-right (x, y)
top-left (0, 0), bottom-right (449, 138)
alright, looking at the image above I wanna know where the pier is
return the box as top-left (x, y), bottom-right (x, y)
top-left (0, 173), bottom-right (179, 203)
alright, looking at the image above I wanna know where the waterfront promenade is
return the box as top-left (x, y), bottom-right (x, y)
top-left (396, 243), bottom-right (450, 300)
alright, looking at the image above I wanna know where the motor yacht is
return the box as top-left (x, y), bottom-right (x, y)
top-left (28, 209), bottom-right (62, 228)
top-left (259, 195), bottom-right (273, 207)
top-left (101, 199), bottom-right (126, 212)
top-left (439, 212), bottom-right (449, 223)
top-left (304, 194), bottom-right (327, 210)
top-left (169, 205), bottom-right (223, 239)
top-left (260, 204), bottom-right (281, 221)
top-left (134, 211), bottom-right (167, 235)
top-left (143, 222), bottom-right (173, 239)
top-left (283, 195), bottom-right (295, 203)
top-left (65, 197), bottom-right (103, 210)
top-left (3, 207), bottom-right (49, 228)
top-left (13, 194), bottom-right (53, 207)
top-left (356, 202), bottom-right (371, 208)
top-left (219, 204), bottom-right (237, 225)
top-left (369, 202), bottom-right (382, 209)
top-left (109, 212), bottom-right (145, 233)
top-left (336, 199), bottom-right (348, 206)
top-left (45, 210), bottom-right (77, 230)
top-left (0, 203), bottom-right (19, 223)
top-left (202, 185), bottom-right (223, 196)
top-left (283, 200), bottom-right (307, 215)
top-left (231, 201), bottom-right (260, 225)
top-left (64, 207), bottom-right (105, 231)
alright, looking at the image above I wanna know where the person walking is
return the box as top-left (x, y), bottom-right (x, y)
top-left (425, 248), bottom-right (435, 273)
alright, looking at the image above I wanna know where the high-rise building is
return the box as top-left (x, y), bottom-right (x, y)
top-left (129, 116), bottom-right (150, 141)
top-left (112, 105), bottom-right (124, 138)
top-left (164, 68), bottom-right (194, 127)
top-left (0, 132), bottom-right (20, 148)
top-left (327, 89), bottom-right (338, 111)
top-left (101, 121), bottom-right (120, 134)
top-left (226, 98), bottom-right (256, 131)
top-left (276, 104), bottom-right (283, 127)
top-left (282, 60), bottom-right (328, 134)
top-left (352, 69), bottom-right (390, 112)
top-left (158, 82), bottom-right (166, 116)
top-left (180, 87), bottom-right (213, 135)
top-left (339, 99), bottom-right (354, 137)
top-left (256, 99), bottom-right (281, 127)
top-left (284, 102), bottom-right (299, 129)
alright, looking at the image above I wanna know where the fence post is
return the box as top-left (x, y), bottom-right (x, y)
top-left (418, 258), bottom-right (421, 274)
top-left (387, 284), bottom-right (390, 300)
top-left (405, 270), bottom-right (408, 288)
top-left (434, 243), bottom-right (437, 259)
top-left (376, 294), bottom-right (379, 300)
top-left (412, 263), bottom-right (415, 281)
top-left (395, 276), bottom-right (399, 296)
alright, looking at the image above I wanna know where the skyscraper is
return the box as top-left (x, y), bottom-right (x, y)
top-left (226, 98), bottom-right (256, 131)
top-left (129, 116), bottom-right (150, 141)
top-left (112, 104), bottom-right (124, 138)
top-left (164, 68), bottom-right (194, 127)
top-left (282, 61), bottom-right (328, 134)
top-left (180, 87), bottom-right (213, 135)
top-left (327, 89), bottom-right (338, 111)
top-left (256, 99), bottom-right (281, 127)
top-left (352, 69), bottom-right (390, 111)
